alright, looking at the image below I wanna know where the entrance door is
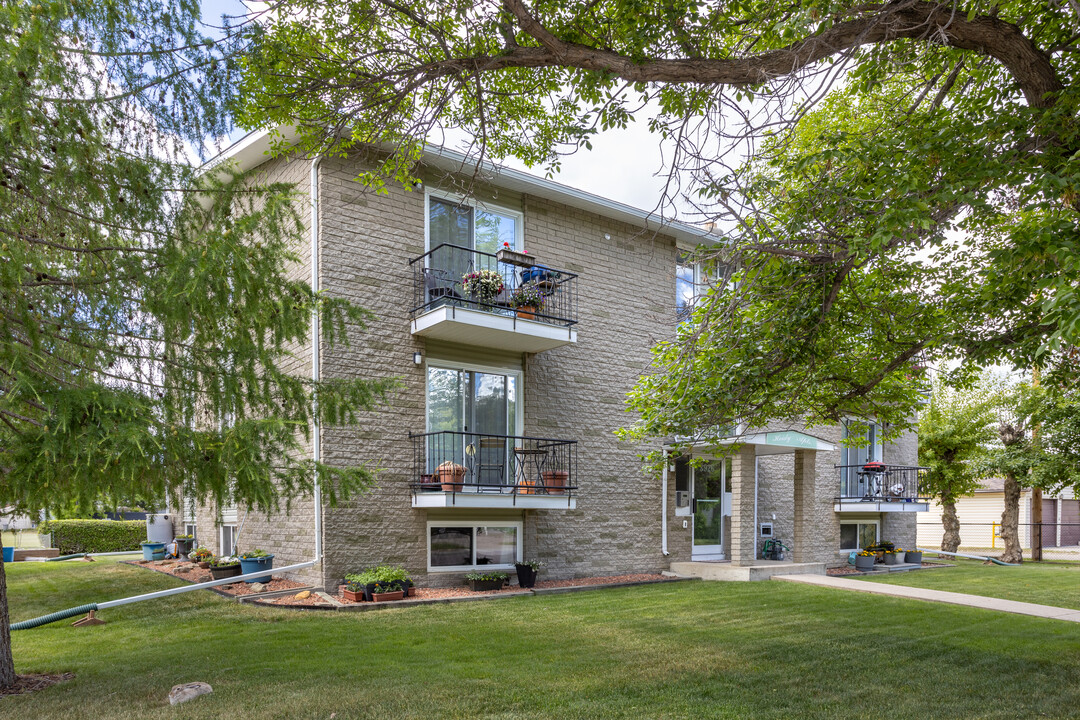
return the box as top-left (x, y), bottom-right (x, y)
top-left (692, 459), bottom-right (730, 560)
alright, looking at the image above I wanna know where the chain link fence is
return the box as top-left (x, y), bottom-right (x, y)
top-left (917, 521), bottom-right (1080, 563)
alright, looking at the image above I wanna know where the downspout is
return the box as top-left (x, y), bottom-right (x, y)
top-left (753, 456), bottom-right (759, 561)
top-left (661, 448), bottom-right (669, 556)
top-left (311, 156), bottom-right (323, 563)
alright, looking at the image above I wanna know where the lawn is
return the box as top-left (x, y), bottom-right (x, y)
top-left (5, 559), bottom-right (1080, 719)
top-left (860, 557), bottom-right (1080, 610)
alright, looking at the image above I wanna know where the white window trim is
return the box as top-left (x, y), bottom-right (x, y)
top-left (839, 520), bottom-right (880, 552)
top-left (424, 190), bottom-right (525, 255)
top-left (220, 523), bottom-right (238, 557)
top-left (426, 520), bottom-right (523, 573)
top-left (425, 361), bottom-right (524, 437)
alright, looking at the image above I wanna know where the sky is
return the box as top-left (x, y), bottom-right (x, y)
top-left (198, 0), bottom-right (672, 214)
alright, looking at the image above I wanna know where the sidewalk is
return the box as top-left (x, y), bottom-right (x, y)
top-left (774, 574), bottom-right (1080, 623)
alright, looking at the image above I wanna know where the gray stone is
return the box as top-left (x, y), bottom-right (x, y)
top-left (250, 582), bottom-right (267, 593)
top-left (167, 682), bottom-right (213, 706)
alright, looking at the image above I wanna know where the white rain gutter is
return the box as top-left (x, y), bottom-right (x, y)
top-left (311, 156), bottom-right (323, 563)
top-left (96, 559), bottom-right (318, 609)
top-left (661, 448), bottom-right (669, 556)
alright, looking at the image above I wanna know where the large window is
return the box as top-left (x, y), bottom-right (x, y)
top-left (428, 522), bottom-right (521, 571)
top-left (676, 252), bottom-right (699, 321)
top-left (840, 521), bottom-right (879, 551)
top-left (428, 195), bottom-right (521, 253)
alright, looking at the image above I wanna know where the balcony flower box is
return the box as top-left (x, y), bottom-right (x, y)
top-left (496, 248), bottom-right (532, 267)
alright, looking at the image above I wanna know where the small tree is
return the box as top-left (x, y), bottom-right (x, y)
top-left (982, 374), bottom-right (1080, 563)
top-left (919, 377), bottom-right (996, 553)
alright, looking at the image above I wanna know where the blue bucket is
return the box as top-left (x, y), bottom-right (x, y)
top-left (2, 547), bottom-right (13, 563)
top-left (238, 554), bottom-right (274, 583)
top-left (141, 542), bottom-right (166, 561)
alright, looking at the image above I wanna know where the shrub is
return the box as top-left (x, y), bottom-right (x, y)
top-left (37, 519), bottom-right (146, 554)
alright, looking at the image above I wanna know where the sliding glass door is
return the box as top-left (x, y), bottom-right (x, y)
top-left (426, 365), bottom-right (519, 488)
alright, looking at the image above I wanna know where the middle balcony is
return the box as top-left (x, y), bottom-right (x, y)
top-left (410, 430), bottom-right (578, 510)
top-left (409, 244), bottom-right (578, 353)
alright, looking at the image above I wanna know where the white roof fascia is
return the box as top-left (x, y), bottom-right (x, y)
top-left (202, 128), bottom-right (725, 248)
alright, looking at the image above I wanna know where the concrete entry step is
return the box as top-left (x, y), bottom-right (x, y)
top-left (669, 560), bottom-right (827, 582)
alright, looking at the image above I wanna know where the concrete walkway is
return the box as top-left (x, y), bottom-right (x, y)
top-left (775, 574), bottom-right (1080, 623)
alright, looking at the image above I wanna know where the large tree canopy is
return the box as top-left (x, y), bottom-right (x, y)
top-left (239, 0), bottom-right (1080, 444)
top-left (0, 0), bottom-right (392, 688)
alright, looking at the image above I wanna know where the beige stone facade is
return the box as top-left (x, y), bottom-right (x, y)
top-left (178, 142), bottom-right (922, 589)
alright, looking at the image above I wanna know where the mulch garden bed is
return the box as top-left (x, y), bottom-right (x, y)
top-left (827, 561), bottom-right (949, 576)
top-left (0, 672), bottom-right (75, 697)
top-left (335, 572), bottom-right (677, 605)
top-left (128, 559), bottom-right (307, 596)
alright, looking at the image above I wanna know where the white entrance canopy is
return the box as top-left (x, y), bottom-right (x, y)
top-left (674, 430), bottom-right (838, 456)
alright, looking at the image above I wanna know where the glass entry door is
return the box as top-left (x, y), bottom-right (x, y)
top-left (692, 458), bottom-right (731, 560)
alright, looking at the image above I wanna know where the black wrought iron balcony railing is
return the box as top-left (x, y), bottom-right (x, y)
top-left (409, 244), bottom-right (578, 328)
top-left (836, 464), bottom-right (930, 502)
top-left (410, 430), bottom-right (578, 498)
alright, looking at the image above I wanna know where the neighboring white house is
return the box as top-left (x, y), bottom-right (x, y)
top-left (918, 479), bottom-right (1080, 550)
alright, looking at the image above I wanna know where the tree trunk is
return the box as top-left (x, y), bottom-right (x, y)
top-left (0, 553), bottom-right (15, 689)
top-left (941, 499), bottom-right (962, 553)
top-left (1000, 470), bottom-right (1024, 564)
top-left (1031, 487), bottom-right (1043, 562)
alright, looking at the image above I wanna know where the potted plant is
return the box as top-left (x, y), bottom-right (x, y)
top-left (465, 571), bottom-right (508, 592)
top-left (342, 573), bottom-right (371, 602)
top-left (437, 460), bottom-right (467, 491)
top-left (238, 549), bottom-right (275, 583)
top-left (461, 269), bottom-right (504, 305)
top-left (854, 550), bottom-right (876, 571)
top-left (508, 283), bottom-right (547, 320)
top-left (883, 548), bottom-right (902, 566)
top-left (371, 581), bottom-right (405, 602)
top-left (514, 559), bottom-right (542, 588)
top-left (140, 541), bottom-right (167, 561)
top-left (173, 534), bottom-right (195, 556)
top-left (541, 470), bottom-right (569, 495)
top-left (188, 547), bottom-right (213, 568)
top-left (208, 556), bottom-right (242, 580)
top-left (905, 549), bottom-right (923, 565)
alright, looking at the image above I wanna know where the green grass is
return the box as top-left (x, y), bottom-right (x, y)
top-left (5, 559), bottom-right (1080, 719)
top-left (860, 557), bottom-right (1080, 610)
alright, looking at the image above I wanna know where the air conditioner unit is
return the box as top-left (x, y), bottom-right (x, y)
top-left (675, 491), bottom-right (690, 508)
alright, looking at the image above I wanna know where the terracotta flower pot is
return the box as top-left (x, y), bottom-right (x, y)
top-left (542, 470), bottom-right (569, 495)
top-left (437, 462), bottom-right (466, 491)
top-left (372, 590), bottom-right (404, 602)
top-left (342, 588), bottom-right (365, 602)
top-left (515, 306), bottom-right (538, 320)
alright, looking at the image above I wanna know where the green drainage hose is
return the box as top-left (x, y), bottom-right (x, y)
top-left (10, 604), bottom-right (99, 631)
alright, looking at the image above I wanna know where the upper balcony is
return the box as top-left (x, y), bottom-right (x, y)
top-left (408, 244), bottom-right (578, 353)
top-left (834, 463), bottom-right (930, 513)
top-left (409, 430), bottom-right (578, 510)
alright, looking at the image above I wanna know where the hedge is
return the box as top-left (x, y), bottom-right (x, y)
top-left (38, 519), bottom-right (147, 554)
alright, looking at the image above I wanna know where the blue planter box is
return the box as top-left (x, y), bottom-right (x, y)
top-left (2, 547), bottom-right (13, 563)
top-left (239, 555), bottom-right (274, 583)
top-left (141, 542), bottom-right (166, 561)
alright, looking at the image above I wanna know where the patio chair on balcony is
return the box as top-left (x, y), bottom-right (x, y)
top-left (423, 267), bottom-right (463, 307)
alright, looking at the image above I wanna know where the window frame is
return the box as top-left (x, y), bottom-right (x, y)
top-left (424, 190), bottom-right (525, 255)
top-left (424, 360), bottom-right (524, 438)
top-left (839, 520), bottom-right (880, 551)
top-left (426, 520), bottom-right (523, 573)
top-left (219, 523), bottom-right (238, 557)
